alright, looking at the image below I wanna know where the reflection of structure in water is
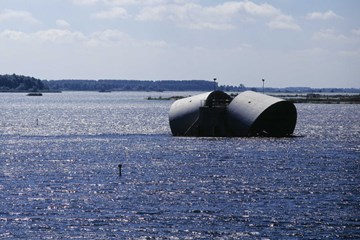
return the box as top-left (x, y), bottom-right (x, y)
top-left (169, 91), bottom-right (297, 137)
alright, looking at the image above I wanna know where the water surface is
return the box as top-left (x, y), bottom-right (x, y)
top-left (0, 92), bottom-right (359, 239)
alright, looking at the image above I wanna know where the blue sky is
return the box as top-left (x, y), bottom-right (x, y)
top-left (0, 0), bottom-right (359, 88)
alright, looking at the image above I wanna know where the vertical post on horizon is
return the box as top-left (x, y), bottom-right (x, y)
top-left (213, 78), bottom-right (217, 91)
top-left (262, 79), bottom-right (265, 94)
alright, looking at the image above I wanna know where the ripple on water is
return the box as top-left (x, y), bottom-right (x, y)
top-left (0, 94), bottom-right (359, 239)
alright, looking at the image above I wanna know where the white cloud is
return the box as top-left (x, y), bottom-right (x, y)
top-left (0, 9), bottom-right (40, 24)
top-left (88, 29), bottom-right (170, 48)
top-left (268, 14), bottom-right (301, 31)
top-left (89, 29), bottom-right (131, 45)
top-left (313, 29), bottom-right (347, 41)
top-left (337, 49), bottom-right (360, 57)
top-left (0, 29), bottom-right (88, 44)
top-left (187, 22), bottom-right (235, 30)
top-left (72, 0), bottom-right (166, 5)
top-left (0, 29), bottom-right (29, 41)
top-left (136, 1), bottom-right (300, 31)
top-left (352, 28), bottom-right (360, 36)
top-left (103, 0), bottom-right (137, 5)
top-left (72, 0), bottom-right (300, 31)
top-left (294, 48), bottom-right (330, 57)
top-left (240, 1), bottom-right (280, 17)
top-left (71, 0), bottom-right (100, 5)
top-left (0, 28), bottom-right (148, 46)
top-left (56, 19), bottom-right (71, 28)
top-left (92, 7), bottom-right (128, 19)
top-left (35, 29), bottom-right (88, 43)
top-left (136, 5), bottom-right (167, 21)
top-left (306, 10), bottom-right (342, 20)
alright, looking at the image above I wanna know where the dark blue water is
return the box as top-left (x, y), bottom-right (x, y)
top-left (0, 92), bottom-right (359, 239)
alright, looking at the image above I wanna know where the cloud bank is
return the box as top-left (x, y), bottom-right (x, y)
top-left (0, 0), bottom-right (359, 87)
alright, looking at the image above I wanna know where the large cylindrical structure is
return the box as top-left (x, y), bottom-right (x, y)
top-left (169, 91), bottom-right (232, 136)
top-left (227, 91), bottom-right (297, 137)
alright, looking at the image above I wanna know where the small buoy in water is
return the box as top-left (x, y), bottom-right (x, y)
top-left (36, 118), bottom-right (39, 126)
top-left (118, 164), bottom-right (122, 176)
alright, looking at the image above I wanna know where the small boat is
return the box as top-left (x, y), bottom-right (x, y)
top-left (27, 92), bottom-right (43, 96)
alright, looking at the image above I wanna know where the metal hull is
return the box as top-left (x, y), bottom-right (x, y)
top-left (169, 91), bottom-right (232, 136)
top-left (227, 91), bottom-right (297, 137)
top-left (169, 91), bottom-right (297, 137)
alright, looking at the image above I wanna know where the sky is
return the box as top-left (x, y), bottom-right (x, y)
top-left (0, 0), bottom-right (359, 88)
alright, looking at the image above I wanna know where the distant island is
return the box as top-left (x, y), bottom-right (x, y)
top-left (0, 74), bottom-right (48, 92)
top-left (43, 79), bottom-right (360, 93)
top-left (1, 74), bottom-right (359, 94)
top-left (43, 79), bottom-right (217, 92)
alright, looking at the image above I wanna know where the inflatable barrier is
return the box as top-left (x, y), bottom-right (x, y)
top-left (169, 91), bottom-right (297, 137)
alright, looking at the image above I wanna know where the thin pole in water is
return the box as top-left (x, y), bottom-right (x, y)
top-left (118, 164), bottom-right (122, 176)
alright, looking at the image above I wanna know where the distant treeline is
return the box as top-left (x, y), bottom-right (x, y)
top-left (1, 74), bottom-right (359, 93)
top-left (44, 79), bottom-right (360, 93)
top-left (0, 74), bottom-right (48, 92)
top-left (231, 86), bottom-right (360, 94)
top-left (44, 79), bottom-right (222, 92)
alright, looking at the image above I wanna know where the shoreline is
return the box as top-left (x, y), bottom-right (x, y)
top-left (0, 90), bottom-right (62, 93)
top-left (147, 93), bottom-right (360, 104)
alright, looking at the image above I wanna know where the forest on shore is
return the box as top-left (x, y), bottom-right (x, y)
top-left (0, 74), bottom-right (240, 92)
top-left (0, 74), bottom-right (48, 92)
top-left (44, 79), bottom-right (221, 92)
top-left (1, 74), bottom-right (359, 93)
